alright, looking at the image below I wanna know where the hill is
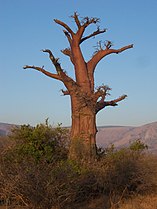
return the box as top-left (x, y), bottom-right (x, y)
top-left (0, 123), bottom-right (16, 136)
top-left (97, 121), bottom-right (157, 153)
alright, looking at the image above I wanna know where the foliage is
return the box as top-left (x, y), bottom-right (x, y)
top-left (129, 139), bottom-right (148, 152)
top-left (8, 120), bottom-right (69, 163)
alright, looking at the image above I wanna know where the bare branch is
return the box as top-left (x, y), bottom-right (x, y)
top-left (80, 27), bottom-right (107, 44)
top-left (88, 44), bottom-right (133, 73)
top-left (71, 12), bottom-right (81, 28)
top-left (41, 50), bottom-right (77, 91)
top-left (23, 64), bottom-right (77, 95)
top-left (109, 44), bottom-right (134, 54)
top-left (54, 19), bottom-right (74, 35)
top-left (61, 48), bottom-right (71, 56)
top-left (63, 30), bottom-right (72, 44)
top-left (93, 41), bottom-right (104, 53)
top-left (105, 94), bottom-right (127, 105)
top-left (61, 48), bottom-right (74, 64)
top-left (23, 65), bottom-right (61, 80)
top-left (94, 85), bottom-right (111, 101)
top-left (105, 40), bottom-right (113, 49)
top-left (42, 49), bottom-right (55, 62)
top-left (81, 17), bottom-right (100, 27)
top-left (76, 17), bottom-right (100, 41)
top-left (96, 95), bottom-right (127, 113)
top-left (42, 49), bottom-right (63, 73)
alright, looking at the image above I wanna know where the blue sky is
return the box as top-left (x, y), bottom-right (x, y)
top-left (0, 0), bottom-right (157, 127)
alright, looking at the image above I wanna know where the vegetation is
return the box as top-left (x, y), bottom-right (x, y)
top-left (23, 13), bottom-right (133, 159)
top-left (8, 121), bottom-right (69, 163)
top-left (0, 122), bottom-right (157, 208)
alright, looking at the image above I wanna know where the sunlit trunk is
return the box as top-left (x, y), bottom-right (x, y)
top-left (69, 96), bottom-right (97, 160)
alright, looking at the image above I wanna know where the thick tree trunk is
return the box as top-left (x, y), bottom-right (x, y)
top-left (69, 96), bottom-right (97, 160)
top-left (24, 13), bottom-right (133, 161)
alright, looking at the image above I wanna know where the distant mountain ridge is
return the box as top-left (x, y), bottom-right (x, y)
top-left (97, 121), bottom-right (157, 153)
top-left (1, 121), bottom-right (157, 153)
top-left (0, 122), bottom-right (17, 136)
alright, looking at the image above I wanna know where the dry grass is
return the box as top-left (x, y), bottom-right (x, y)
top-left (0, 207), bottom-right (27, 209)
top-left (71, 194), bottom-right (157, 209)
top-left (119, 195), bottom-right (157, 209)
top-left (1, 195), bottom-right (157, 209)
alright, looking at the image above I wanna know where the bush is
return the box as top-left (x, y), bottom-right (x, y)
top-left (0, 121), bottom-right (70, 208)
top-left (0, 126), bottom-right (157, 209)
top-left (95, 140), bottom-right (156, 194)
top-left (8, 121), bottom-right (69, 163)
top-left (90, 141), bottom-right (157, 207)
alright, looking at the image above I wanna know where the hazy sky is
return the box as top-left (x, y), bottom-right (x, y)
top-left (1, 0), bottom-right (157, 127)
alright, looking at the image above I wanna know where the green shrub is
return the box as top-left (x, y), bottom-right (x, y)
top-left (8, 121), bottom-right (69, 163)
top-left (129, 139), bottom-right (148, 152)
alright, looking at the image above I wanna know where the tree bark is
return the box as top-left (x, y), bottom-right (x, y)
top-left (69, 95), bottom-right (97, 160)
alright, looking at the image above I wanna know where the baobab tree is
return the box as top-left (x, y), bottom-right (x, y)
top-left (24, 13), bottom-right (133, 160)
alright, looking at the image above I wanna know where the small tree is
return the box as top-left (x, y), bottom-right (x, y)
top-left (24, 13), bottom-right (133, 160)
